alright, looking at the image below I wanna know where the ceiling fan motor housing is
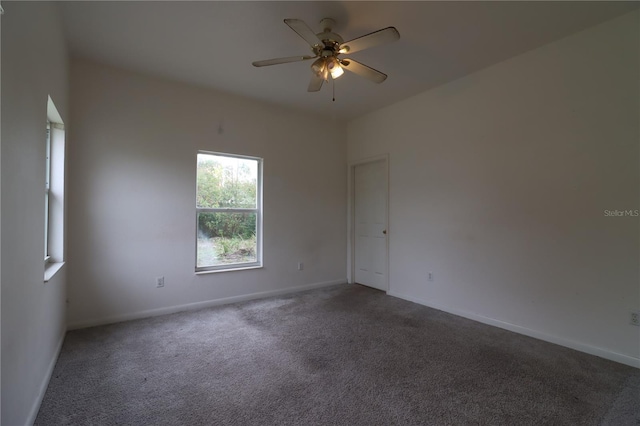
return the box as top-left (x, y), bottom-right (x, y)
top-left (316, 17), bottom-right (343, 54)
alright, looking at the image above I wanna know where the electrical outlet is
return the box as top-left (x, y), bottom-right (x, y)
top-left (297, 262), bottom-right (304, 271)
top-left (156, 276), bottom-right (165, 288)
top-left (428, 272), bottom-right (434, 282)
top-left (631, 310), bottom-right (640, 326)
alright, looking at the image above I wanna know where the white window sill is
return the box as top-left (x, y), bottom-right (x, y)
top-left (196, 265), bottom-right (263, 275)
top-left (44, 261), bottom-right (65, 282)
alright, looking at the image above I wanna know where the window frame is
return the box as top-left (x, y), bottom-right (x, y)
top-left (44, 96), bottom-right (66, 282)
top-left (195, 151), bottom-right (263, 273)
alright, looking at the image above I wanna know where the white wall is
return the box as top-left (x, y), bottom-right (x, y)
top-left (348, 11), bottom-right (639, 366)
top-left (67, 59), bottom-right (346, 327)
top-left (1, 2), bottom-right (69, 425)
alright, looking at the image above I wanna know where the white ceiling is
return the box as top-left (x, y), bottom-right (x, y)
top-left (59, 1), bottom-right (638, 121)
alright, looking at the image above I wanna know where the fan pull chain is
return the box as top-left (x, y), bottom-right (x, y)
top-left (332, 79), bottom-right (336, 102)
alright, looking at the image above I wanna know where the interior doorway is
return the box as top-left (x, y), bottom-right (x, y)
top-left (348, 156), bottom-right (389, 291)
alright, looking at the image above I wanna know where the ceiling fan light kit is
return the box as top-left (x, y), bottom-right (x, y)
top-left (252, 18), bottom-right (400, 93)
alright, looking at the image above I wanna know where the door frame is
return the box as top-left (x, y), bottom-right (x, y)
top-left (347, 154), bottom-right (390, 291)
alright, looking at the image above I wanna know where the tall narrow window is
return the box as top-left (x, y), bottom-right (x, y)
top-left (45, 121), bottom-right (51, 260)
top-left (196, 152), bottom-right (262, 272)
top-left (44, 96), bottom-right (66, 281)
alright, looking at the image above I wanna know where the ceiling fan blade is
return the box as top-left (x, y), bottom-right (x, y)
top-left (340, 27), bottom-right (400, 54)
top-left (340, 59), bottom-right (387, 83)
top-left (308, 72), bottom-right (324, 92)
top-left (252, 55), bottom-right (316, 67)
top-left (284, 19), bottom-right (323, 48)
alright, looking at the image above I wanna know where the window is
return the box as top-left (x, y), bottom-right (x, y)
top-left (44, 96), bottom-right (66, 281)
top-left (196, 152), bottom-right (262, 272)
top-left (45, 121), bottom-right (51, 260)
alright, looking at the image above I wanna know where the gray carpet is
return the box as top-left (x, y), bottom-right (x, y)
top-left (36, 284), bottom-right (639, 425)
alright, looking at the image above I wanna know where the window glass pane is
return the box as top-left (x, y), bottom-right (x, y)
top-left (45, 123), bottom-right (51, 259)
top-left (44, 192), bottom-right (49, 259)
top-left (197, 154), bottom-right (257, 208)
top-left (45, 124), bottom-right (51, 190)
top-left (197, 212), bottom-right (257, 267)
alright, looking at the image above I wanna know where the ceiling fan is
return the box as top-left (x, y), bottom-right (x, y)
top-left (252, 18), bottom-right (400, 92)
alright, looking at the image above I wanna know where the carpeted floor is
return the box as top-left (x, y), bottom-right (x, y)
top-left (36, 284), bottom-right (639, 425)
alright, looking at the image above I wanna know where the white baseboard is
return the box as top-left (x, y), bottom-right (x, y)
top-left (387, 290), bottom-right (640, 369)
top-left (68, 279), bottom-right (346, 330)
top-left (27, 330), bottom-right (66, 426)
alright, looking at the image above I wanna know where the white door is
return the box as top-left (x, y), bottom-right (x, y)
top-left (354, 160), bottom-right (387, 290)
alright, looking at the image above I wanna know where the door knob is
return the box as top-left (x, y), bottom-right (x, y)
top-left (383, 230), bottom-right (387, 234)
